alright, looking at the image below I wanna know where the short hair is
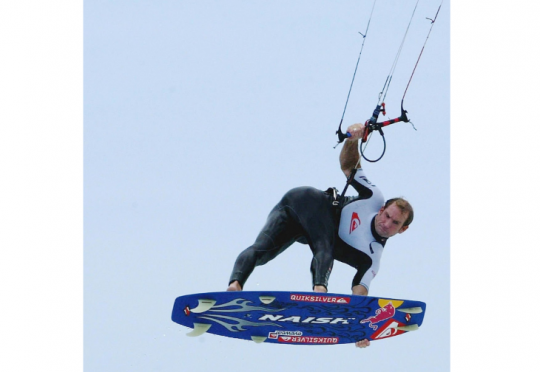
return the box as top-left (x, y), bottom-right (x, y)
top-left (384, 197), bottom-right (414, 227)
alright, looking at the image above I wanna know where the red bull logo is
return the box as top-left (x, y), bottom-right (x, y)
top-left (360, 302), bottom-right (395, 330)
top-left (349, 212), bottom-right (361, 233)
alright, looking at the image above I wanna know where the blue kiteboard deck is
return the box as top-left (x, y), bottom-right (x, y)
top-left (171, 291), bottom-right (426, 345)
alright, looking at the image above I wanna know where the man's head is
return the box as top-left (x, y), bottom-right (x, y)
top-left (374, 197), bottom-right (414, 238)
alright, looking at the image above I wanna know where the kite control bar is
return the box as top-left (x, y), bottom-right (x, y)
top-left (336, 101), bottom-right (409, 144)
top-left (361, 101), bottom-right (409, 143)
top-left (358, 101), bottom-right (410, 162)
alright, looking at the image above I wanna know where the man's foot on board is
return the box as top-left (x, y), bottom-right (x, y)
top-left (226, 281), bottom-right (242, 291)
top-left (313, 285), bottom-right (327, 293)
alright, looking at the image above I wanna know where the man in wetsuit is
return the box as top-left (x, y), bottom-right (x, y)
top-left (334, 124), bottom-right (413, 298)
top-left (226, 123), bottom-right (413, 347)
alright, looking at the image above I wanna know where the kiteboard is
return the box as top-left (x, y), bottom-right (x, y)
top-left (171, 291), bottom-right (426, 345)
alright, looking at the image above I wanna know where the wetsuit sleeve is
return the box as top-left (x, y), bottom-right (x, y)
top-left (353, 242), bottom-right (383, 291)
top-left (343, 168), bottom-right (384, 206)
top-left (360, 242), bottom-right (383, 291)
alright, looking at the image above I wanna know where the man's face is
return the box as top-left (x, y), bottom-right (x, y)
top-left (374, 203), bottom-right (409, 238)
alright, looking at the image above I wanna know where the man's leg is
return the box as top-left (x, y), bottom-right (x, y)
top-left (279, 187), bottom-right (338, 291)
top-left (227, 193), bottom-right (305, 290)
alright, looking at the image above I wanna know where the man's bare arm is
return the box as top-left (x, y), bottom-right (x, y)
top-left (339, 123), bottom-right (365, 177)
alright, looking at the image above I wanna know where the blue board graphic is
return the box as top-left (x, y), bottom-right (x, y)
top-left (171, 291), bottom-right (426, 345)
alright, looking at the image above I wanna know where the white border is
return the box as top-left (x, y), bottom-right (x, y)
top-left (0, 1), bottom-right (83, 371)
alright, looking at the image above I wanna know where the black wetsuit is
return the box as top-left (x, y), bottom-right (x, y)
top-left (228, 169), bottom-right (387, 290)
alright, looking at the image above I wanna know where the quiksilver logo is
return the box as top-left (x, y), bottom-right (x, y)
top-left (349, 212), bottom-right (360, 234)
top-left (278, 336), bottom-right (339, 344)
top-left (290, 294), bottom-right (350, 304)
